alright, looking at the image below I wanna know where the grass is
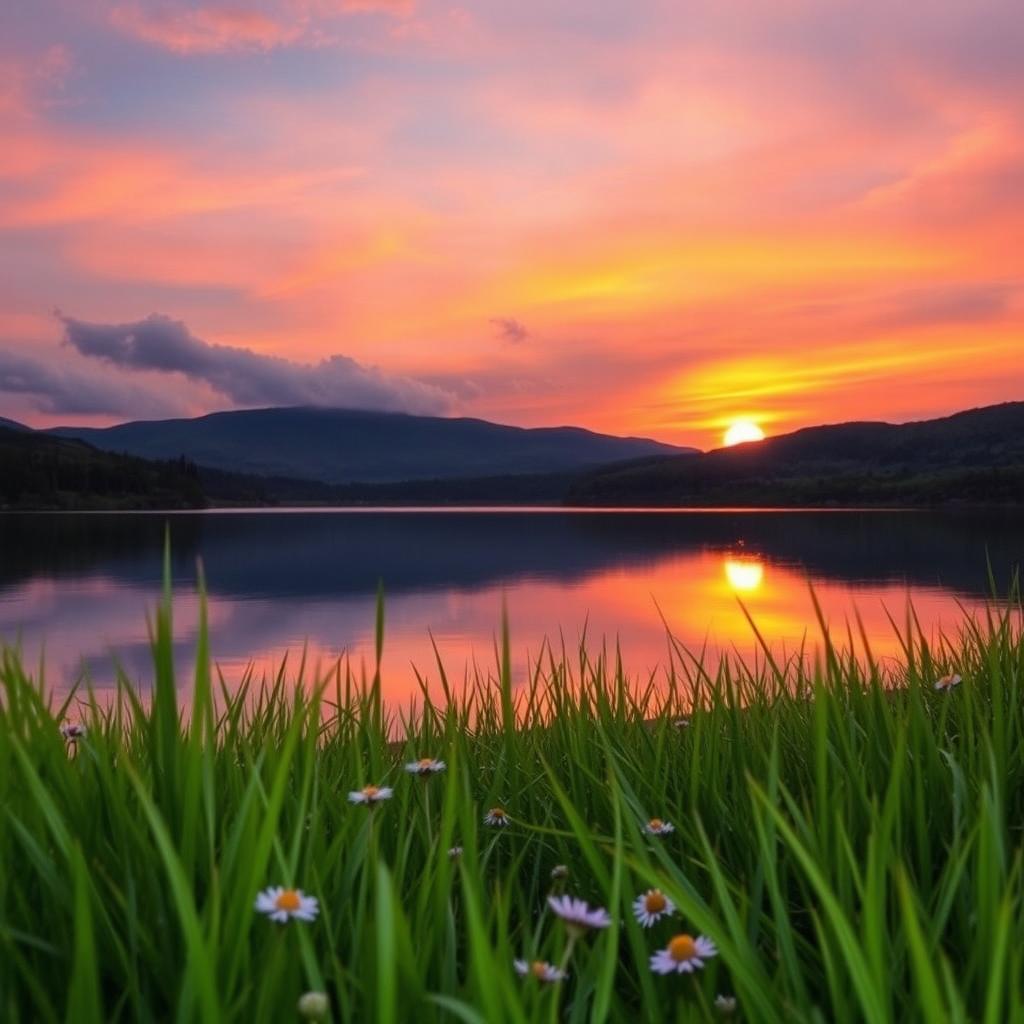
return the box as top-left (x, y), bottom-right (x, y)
top-left (1, 562), bottom-right (1023, 1023)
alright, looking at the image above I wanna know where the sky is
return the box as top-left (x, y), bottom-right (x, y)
top-left (1, 0), bottom-right (1022, 449)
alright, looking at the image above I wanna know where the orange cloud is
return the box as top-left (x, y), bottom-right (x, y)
top-left (0, 120), bottom-right (361, 228)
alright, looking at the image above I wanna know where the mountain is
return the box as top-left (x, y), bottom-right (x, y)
top-left (567, 402), bottom-right (1024, 506)
top-left (0, 424), bottom-right (206, 510)
top-left (0, 417), bottom-right (30, 432)
top-left (49, 406), bottom-right (692, 484)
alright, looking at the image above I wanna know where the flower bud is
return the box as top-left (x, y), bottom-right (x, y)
top-left (297, 991), bottom-right (329, 1019)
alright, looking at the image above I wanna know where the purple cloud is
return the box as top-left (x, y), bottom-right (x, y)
top-left (0, 346), bottom-right (189, 417)
top-left (490, 317), bottom-right (529, 344)
top-left (59, 312), bottom-right (452, 414)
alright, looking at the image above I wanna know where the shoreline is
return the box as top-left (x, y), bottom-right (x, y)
top-left (5, 501), bottom-right (1022, 514)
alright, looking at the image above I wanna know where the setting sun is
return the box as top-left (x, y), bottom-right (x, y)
top-left (723, 421), bottom-right (766, 447)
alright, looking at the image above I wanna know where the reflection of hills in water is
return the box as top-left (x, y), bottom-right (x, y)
top-left (1, 510), bottom-right (1021, 599)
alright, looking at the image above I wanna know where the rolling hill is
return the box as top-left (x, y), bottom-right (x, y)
top-left (49, 406), bottom-right (692, 484)
top-left (567, 402), bottom-right (1024, 506)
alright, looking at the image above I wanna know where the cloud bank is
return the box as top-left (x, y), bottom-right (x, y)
top-left (0, 347), bottom-right (188, 418)
top-left (59, 313), bottom-right (451, 415)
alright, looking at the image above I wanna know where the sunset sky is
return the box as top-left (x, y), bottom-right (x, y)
top-left (1, 0), bottom-right (1022, 448)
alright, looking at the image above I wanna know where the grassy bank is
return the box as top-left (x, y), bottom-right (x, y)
top-left (1, 574), bottom-right (1023, 1022)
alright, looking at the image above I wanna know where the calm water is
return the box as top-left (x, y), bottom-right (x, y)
top-left (1, 509), bottom-right (1021, 704)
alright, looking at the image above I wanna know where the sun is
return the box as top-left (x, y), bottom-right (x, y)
top-left (723, 420), bottom-right (765, 447)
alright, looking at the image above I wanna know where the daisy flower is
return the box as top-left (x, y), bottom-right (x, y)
top-left (448, 846), bottom-right (463, 860)
top-left (673, 717), bottom-right (691, 729)
top-left (60, 722), bottom-right (86, 740)
top-left (550, 864), bottom-right (569, 881)
top-left (514, 959), bottom-right (568, 983)
top-left (934, 673), bottom-right (962, 691)
top-left (254, 886), bottom-right (319, 924)
top-left (405, 757), bottom-right (446, 775)
top-left (547, 894), bottom-right (612, 931)
top-left (347, 784), bottom-right (393, 805)
top-left (484, 807), bottom-right (510, 827)
top-left (632, 888), bottom-right (675, 927)
top-left (714, 994), bottom-right (738, 1015)
top-left (644, 818), bottom-right (675, 836)
top-left (650, 933), bottom-right (718, 974)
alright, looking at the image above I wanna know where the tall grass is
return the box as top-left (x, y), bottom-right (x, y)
top-left (1, 570), bottom-right (1022, 1023)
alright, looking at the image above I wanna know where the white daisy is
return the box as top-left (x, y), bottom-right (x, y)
top-left (347, 784), bottom-right (394, 805)
top-left (405, 757), bottom-right (446, 775)
top-left (550, 864), bottom-right (569, 880)
top-left (514, 959), bottom-right (568, 982)
top-left (714, 994), bottom-right (738, 1015)
top-left (673, 717), bottom-right (691, 729)
top-left (448, 846), bottom-right (463, 860)
top-left (650, 933), bottom-right (718, 974)
top-left (632, 888), bottom-right (675, 927)
top-left (484, 807), bottom-right (510, 827)
top-left (644, 818), bottom-right (675, 836)
top-left (60, 722), bottom-right (86, 740)
top-left (546, 894), bottom-right (612, 931)
top-left (254, 886), bottom-right (319, 924)
top-left (934, 673), bottom-right (962, 691)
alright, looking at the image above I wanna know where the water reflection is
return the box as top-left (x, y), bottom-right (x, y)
top-left (0, 509), bottom-right (1020, 704)
top-left (723, 558), bottom-right (764, 593)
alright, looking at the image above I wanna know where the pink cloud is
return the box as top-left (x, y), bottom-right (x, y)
top-left (109, 0), bottom-right (414, 54)
top-left (0, 116), bottom-right (363, 228)
top-left (0, 45), bottom-right (71, 116)
top-left (110, 5), bottom-right (295, 54)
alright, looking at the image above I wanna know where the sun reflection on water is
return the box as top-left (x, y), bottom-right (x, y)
top-left (724, 558), bottom-right (764, 593)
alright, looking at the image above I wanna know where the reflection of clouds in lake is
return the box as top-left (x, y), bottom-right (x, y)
top-left (0, 578), bottom-right (205, 691)
top-left (1, 510), bottom-right (1019, 706)
top-left (0, 548), bottom-right (999, 707)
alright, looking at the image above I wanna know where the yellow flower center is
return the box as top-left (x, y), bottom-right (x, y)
top-left (644, 891), bottom-right (667, 913)
top-left (418, 758), bottom-right (434, 769)
top-left (649, 818), bottom-right (663, 830)
top-left (363, 785), bottom-right (380, 798)
top-left (276, 890), bottom-right (301, 912)
top-left (530, 961), bottom-right (548, 978)
top-left (490, 807), bottom-right (506, 818)
top-left (667, 935), bottom-right (697, 961)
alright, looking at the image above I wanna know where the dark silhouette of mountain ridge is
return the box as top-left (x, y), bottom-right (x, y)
top-left (568, 402), bottom-right (1024, 506)
top-left (49, 406), bottom-right (693, 484)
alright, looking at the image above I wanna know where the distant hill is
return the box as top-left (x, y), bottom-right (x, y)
top-left (0, 417), bottom-right (29, 432)
top-left (0, 425), bottom-right (206, 510)
top-left (0, 420), bottom-right (681, 511)
top-left (49, 406), bottom-right (692, 485)
top-left (9, 402), bottom-right (1024, 509)
top-left (568, 402), bottom-right (1024, 506)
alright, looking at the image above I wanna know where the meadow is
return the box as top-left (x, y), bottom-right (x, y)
top-left (1, 567), bottom-right (1022, 1023)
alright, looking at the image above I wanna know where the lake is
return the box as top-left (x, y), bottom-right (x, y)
top-left (1, 508), bottom-right (1021, 705)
